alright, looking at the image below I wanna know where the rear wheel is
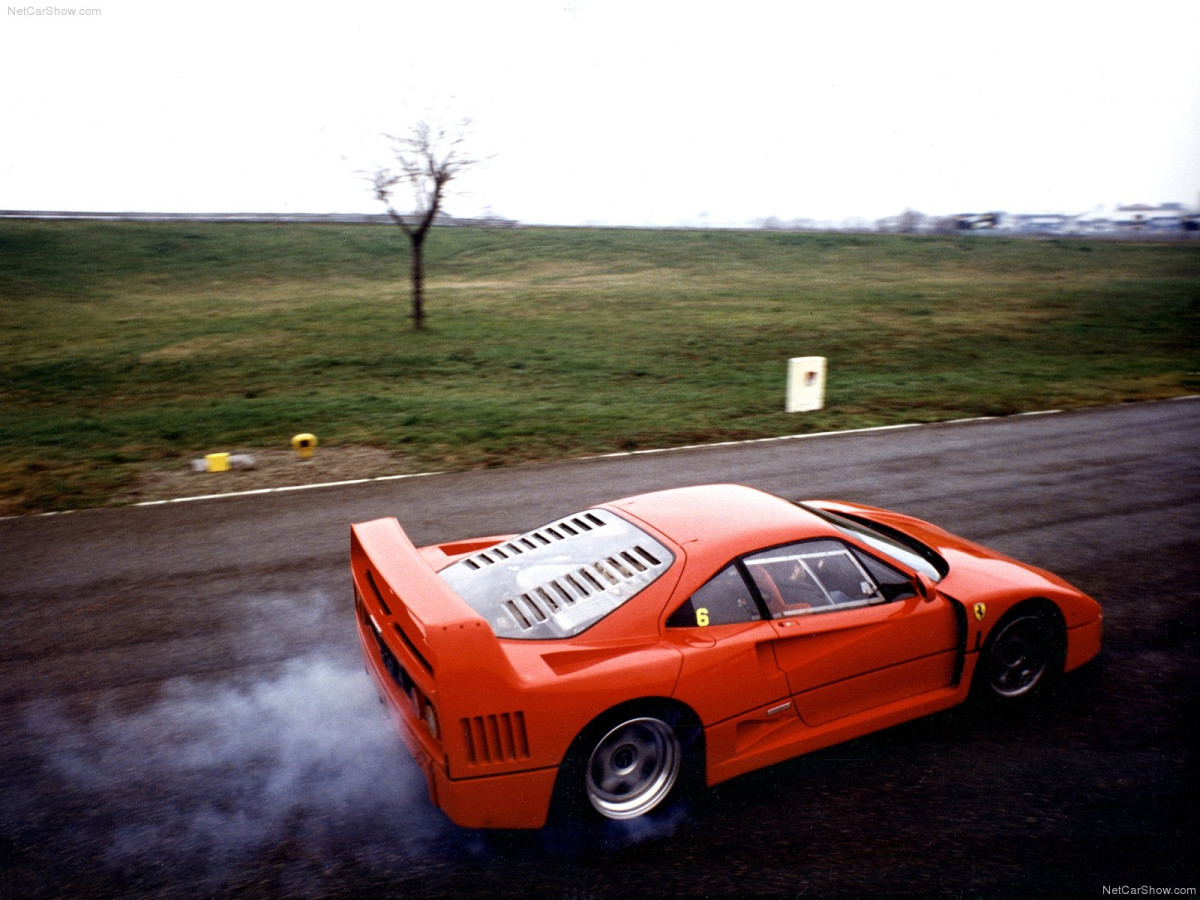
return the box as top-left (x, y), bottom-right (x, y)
top-left (978, 607), bottom-right (1063, 700)
top-left (584, 716), bottom-right (681, 820)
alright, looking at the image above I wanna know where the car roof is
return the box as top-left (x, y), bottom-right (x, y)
top-left (605, 484), bottom-right (830, 557)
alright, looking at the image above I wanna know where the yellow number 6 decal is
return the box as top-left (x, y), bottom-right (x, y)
top-left (696, 607), bottom-right (710, 627)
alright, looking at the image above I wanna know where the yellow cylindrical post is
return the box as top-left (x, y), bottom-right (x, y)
top-left (291, 433), bottom-right (318, 459)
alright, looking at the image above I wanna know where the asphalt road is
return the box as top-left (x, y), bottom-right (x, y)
top-left (2, 400), bottom-right (1198, 899)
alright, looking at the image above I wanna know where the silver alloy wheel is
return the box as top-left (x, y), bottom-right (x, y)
top-left (585, 716), bottom-right (681, 820)
top-left (986, 613), bottom-right (1051, 698)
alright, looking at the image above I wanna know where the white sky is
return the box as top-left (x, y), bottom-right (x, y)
top-left (3, 0), bottom-right (1198, 227)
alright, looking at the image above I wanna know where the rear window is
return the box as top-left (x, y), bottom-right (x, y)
top-left (438, 509), bottom-right (675, 639)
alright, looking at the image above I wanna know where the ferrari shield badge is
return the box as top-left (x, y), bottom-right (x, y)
top-left (973, 602), bottom-right (987, 622)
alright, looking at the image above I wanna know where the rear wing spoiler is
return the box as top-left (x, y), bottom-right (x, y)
top-left (350, 517), bottom-right (494, 674)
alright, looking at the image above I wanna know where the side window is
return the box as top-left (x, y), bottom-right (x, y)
top-left (853, 550), bottom-right (918, 602)
top-left (745, 540), bottom-right (886, 618)
top-left (667, 564), bottom-right (762, 628)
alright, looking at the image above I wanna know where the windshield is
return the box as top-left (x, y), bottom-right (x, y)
top-left (799, 504), bottom-right (948, 582)
top-left (438, 508), bottom-right (675, 639)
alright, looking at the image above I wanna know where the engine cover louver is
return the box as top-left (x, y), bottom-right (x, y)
top-left (456, 511), bottom-right (608, 569)
top-left (439, 508), bottom-right (673, 640)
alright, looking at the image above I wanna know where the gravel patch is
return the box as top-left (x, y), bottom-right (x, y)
top-left (112, 446), bottom-right (419, 505)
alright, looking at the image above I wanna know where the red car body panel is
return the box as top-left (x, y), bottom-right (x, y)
top-left (351, 485), bottom-right (1102, 829)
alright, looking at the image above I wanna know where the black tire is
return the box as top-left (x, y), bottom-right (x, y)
top-left (553, 705), bottom-right (701, 826)
top-left (975, 605), bottom-right (1064, 701)
top-left (584, 715), bottom-right (681, 820)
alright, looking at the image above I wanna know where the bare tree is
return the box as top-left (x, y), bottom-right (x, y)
top-left (370, 120), bottom-right (480, 329)
top-left (896, 209), bottom-right (927, 234)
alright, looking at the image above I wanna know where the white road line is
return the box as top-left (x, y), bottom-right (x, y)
top-left (7, 396), bottom-right (1198, 517)
top-left (131, 471), bottom-right (437, 507)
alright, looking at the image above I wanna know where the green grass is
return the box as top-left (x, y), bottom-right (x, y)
top-left (2, 220), bottom-right (1198, 514)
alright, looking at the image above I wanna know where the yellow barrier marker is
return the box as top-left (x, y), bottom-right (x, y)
top-left (291, 433), bottom-right (318, 460)
top-left (205, 452), bottom-right (231, 473)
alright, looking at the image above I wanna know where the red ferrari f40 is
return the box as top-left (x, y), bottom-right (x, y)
top-left (351, 484), bottom-right (1102, 829)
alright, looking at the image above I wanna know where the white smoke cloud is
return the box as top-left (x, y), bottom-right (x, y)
top-left (9, 588), bottom-right (692, 897)
top-left (21, 642), bottom-right (451, 896)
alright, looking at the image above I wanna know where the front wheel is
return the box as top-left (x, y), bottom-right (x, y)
top-left (978, 608), bottom-right (1063, 700)
top-left (584, 716), bottom-right (682, 821)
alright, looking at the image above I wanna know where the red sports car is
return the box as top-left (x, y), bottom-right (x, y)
top-left (351, 484), bottom-right (1102, 829)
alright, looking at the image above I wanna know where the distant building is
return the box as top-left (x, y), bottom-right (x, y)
top-left (953, 213), bottom-right (1001, 230)
top-left (1113, 203), bottom-right (1188, 231)
top-left (1072, 208), bottom-right (1117, 234)
top-left (873, 203), bottom-right (1198, 237)
top-left (1001, 213), bottom-right (1076, 235)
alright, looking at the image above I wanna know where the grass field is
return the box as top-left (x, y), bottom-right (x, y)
top-left (2, 220), bottom-right (1198, 515)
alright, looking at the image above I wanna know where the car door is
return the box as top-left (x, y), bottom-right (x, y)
top-left (665, 561), bottom-right (793, 718)
top-left (664, 562), bottom-right (808, 783)
top-left (744, 539), bottom-right (960, 727)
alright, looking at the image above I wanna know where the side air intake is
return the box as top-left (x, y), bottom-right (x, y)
top-left (461, 711), bottom-right (531, 765)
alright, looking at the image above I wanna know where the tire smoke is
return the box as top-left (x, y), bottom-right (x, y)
top-left (17, 643), bottom-right (450, 896)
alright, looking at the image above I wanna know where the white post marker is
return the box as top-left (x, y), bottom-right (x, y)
top-left (786, 356), bottom-right (827, 412)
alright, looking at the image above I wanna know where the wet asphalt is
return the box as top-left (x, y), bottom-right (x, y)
top-left (1, 399), bottom-right (1197, 898)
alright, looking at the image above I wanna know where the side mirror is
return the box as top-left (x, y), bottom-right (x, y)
top-left (914, 573), bottom-right (938, 603)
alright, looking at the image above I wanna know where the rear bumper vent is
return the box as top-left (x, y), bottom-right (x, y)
top-left (461, 711), bottom-right (531, 765)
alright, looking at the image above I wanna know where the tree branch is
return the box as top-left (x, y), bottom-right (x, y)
top-left (367, 118), bottom-right (483, 329)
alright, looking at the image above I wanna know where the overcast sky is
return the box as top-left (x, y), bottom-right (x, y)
top-left (3, 0), bottom-right (1198, 227)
